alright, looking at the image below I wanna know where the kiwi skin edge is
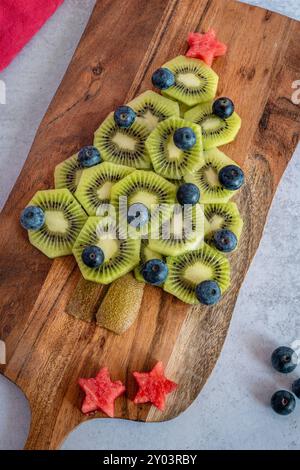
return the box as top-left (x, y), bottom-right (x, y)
top-left (96, 273), bottom-right (145, 334)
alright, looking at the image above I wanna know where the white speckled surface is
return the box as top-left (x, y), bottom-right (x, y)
top-left (0, 0), bottom-right (299, 450)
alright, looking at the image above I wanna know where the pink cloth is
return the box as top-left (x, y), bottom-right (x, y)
top-left (0, 0), bottom-right (64, 71)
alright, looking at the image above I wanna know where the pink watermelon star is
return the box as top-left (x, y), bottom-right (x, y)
top-left (133, 361), bottom-right (177, 411)
top-left (186, 29), bottom-right (227, 67)
top-left (78, 367), bottom-right (125, 417)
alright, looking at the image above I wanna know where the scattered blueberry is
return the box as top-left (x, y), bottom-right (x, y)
top-left (127, 203), bottom-right (149, 228)
top-left (151, 68), bottom-right (175, 90)
top-left (82, 245), bottom-right (104, 268)
top-left (20, 206), bottom-right (45, 231)
top-left (114, 106), bottom-right (136, 128)
top-left (271, 390), bottom-right (296, 416)
top-left (213, 97), bottom-right (235, 119)
top-left (219, 165), bottom-right (245, 190)
top-left (141, 259), bottom-right (168, 286)
top-left (78, 146), bottom-right (101, 168)
top-left (271, 346), bottom-right (298, 374)
top-left (292, 379), bottom-right (300, 399)
top-left (173, 127), bottom-right (196, 150)
top-left (214, 229), bottom-right (237, 253)
top-left (195, 280), bottom-right (221, 305)
top-left (176, 183), bottom-right (200, 206)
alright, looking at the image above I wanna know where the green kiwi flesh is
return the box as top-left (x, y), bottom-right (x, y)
top-left (54, 153), bottom-right (86, 195)
top-left (148, 204), bottom-right (206, 256)
top-left (184, 148), bottom-right (241, 203)
top-left (94, 112), bottom-right (151, 169)
top-left (184, 100), bottom-right (241, 149)
top-left (73, 216), bottom-right (141, 284)
top-left (164, 243), bottom-right (230, 304)
top-left (146, 117), bottom-right (204, 180)
top-left (161, 56), bottom-right (218, 107)
top-left (127, 90), bottom-right (179, 131)
top-left (28, 188), bottom-right (87, 258)
top-left (204, 202), bottom-right (244, 247)
top-left (75, 162), bottom-right (134, 216)
top-left (134, 240), bottom-right (164, 282)
top-left (111, 170), bottom-right (176, 227)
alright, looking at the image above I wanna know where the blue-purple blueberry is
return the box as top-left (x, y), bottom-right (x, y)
top-left (78, 146), bottom-right (101, 168)
top-left (196, 280), bottom-right (221, 305)
top-left (173, 127), bottom-right (196, 150)
top-left (271, 346), bottom-right (298, 374)
top-left (177, 183), bottom-right (200, 206)
top-left (213, 229), bottom-right (237, 253)
top-left (151, 68), bottom-right (175, 90)
top-left (271, 390), bottom-right (296, 415)
top-left (114, 106), bottom-right (136, 128)
top-left (82, 245), bottom-right (104, 268)
top-left (20, 206), bottom-right (45, 231)
top-left (219, 165), bottom-right (244, 190)
top-left (213, 97), bottom-right (234, 119)
top-left (142, 259), bottom-right (168, 286)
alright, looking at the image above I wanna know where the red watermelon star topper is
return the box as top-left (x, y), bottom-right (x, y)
top-left (186, 29), bottom-right (227, 67)
top-left (133, 361), bottom-right (178, 411)
top-left (78, 367), bottom-right (125, 417)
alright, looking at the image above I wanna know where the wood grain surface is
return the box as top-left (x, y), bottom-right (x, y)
top-left (0, 0), bottom-right (299, 450)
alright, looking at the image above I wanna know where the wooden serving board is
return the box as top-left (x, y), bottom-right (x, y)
top-left (0, 0), bottom-right (299, 450)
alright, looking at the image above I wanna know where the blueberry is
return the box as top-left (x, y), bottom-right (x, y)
top-left (78, 146), bottom-right (101, 168)
top-left (219, 165), bottom-right (245, 190)
top-left (213, 97), bottom-right (235, 119)
top-left (195, 280), bottom-right (221, 305)
top-left (176, 183), bottom-right (200, 206)
top-left (173, 127), bottom-right (196, 150)
top-left (20, 206), bottom-right (45, 231)
top-left (271, 390), bottom-right (296, 416)
top-left (127, 203), bottom-right (149, 228)
top-left (141, 259), bottom-right (168, 286)
top-left (151, 68), bottom-right (175, 90)
top-left (114, 106), bottom-right (136, 128)
top-left (271, 346), bottom-right (298, 374)
top-left (213, 229), bottom-right (237, 253)
top-left (292, 379), bottom-right (300, 399)
top-left (82, 245), bottom-right (104, 268)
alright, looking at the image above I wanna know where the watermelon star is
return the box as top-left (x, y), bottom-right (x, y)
top-left (78, 367), bottom-right (125, 417)
top-left (133, 361), bottom-right (178, 411)
top-left (186, 30), bottom-right (227, 67)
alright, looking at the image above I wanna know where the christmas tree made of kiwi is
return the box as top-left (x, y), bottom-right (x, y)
top-left (20, 31), bottom-right (245, 334)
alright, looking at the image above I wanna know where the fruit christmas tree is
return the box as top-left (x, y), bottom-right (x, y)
top-left (20, 31), bottom-right (245, 334)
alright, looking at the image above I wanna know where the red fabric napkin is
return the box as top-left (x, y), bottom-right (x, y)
top-left (0, 0), bottom-right (64, 72)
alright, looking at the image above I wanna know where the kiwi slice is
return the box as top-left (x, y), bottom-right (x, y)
top-left (94, 112), bottom-right (151, 169)
top-left (134, 240), bottom-right (164, 282)
top-left (184, 148), bottom-right (241, 203)
top-left (27, 188), bottom-right (87, 258)
top-left (54, 153), bottom-right (85, 195)
top-left (167, 178), bottom-right (184, 188)
top-left (184, 101), bottom-right (241, 149)
top-left (204, 202), bottom-right (243, 247)
top-left (146, 117), bottom-right (204, 180)
top-left (75, 162), bottom-right (134, 216)
top-left (164, 243), bottom-right (230, 304)
top-left (161, 56), bottom-right (218, 107)
top-left (127, 90), bottom-right (179, 131)
top-left (96, 273), bottom-right (145, 334)
top-left (148, 204), bottom-right (206, 256)
top-left (73, 216), bottom-right (141, 284)
top-left (111, 170), bottom-right (176, 227)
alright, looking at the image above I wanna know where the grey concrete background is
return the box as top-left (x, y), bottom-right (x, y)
top-left (0, 0), bottom-right (299, 450)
